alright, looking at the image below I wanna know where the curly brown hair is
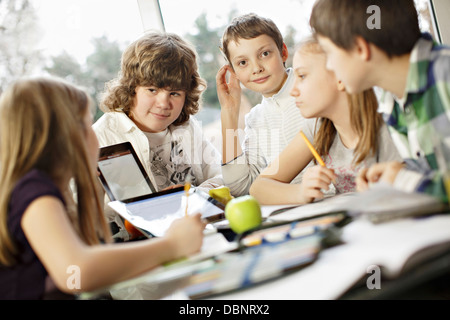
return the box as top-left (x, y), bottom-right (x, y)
top-left (100, 32), bottom-right (206, 126)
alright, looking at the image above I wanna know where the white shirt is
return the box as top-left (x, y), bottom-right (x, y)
top-left (221, 68), bottom-right (305, 196)
top-left (93, 111), bottom-right (224, 196)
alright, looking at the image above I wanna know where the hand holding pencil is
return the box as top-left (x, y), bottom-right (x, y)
top-left (300, 131), bottom-right (325, 166)
top-left (298, 131), bottom-right (337, 203)
top-left (184, 175), bottom-right (192, 217)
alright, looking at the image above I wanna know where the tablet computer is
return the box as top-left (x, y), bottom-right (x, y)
top-left (98, 141), bottom-right (157, 202)
top-left (97, 142), bottom-right (225, 237)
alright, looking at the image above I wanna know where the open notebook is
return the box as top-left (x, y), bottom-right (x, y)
top-left (268, 183), bottom-right (448, 224)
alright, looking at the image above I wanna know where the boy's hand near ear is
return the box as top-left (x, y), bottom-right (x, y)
top-left (217, 65), bottom-right (244, 163)
top-left (216, 65), bottom-right (241, 113)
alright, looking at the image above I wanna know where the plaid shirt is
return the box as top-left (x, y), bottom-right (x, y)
top-left (381, 33), bottom-right (450, 202)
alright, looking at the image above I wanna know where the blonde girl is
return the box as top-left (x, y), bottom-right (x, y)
top-left (250, 38), bottom-right (401, 204)
top-left (0, 77), bottom-right (204, 299)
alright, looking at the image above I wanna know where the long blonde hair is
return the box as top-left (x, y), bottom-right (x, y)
top-left (0, 77), bottom-right (111, 266)
top-left (297, 37), bottom-right (383, 166)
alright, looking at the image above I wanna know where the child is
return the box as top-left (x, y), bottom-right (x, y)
top-left (310, 0), bottom-right (450, 203)
top-left (0, 77), bottom-right (205, 300)
top-left (250, 38), bottom-right (401, 205)
top-left (94, 32), bottom-right (223, 238)
top-left (217, 13), bottom-right (305, 196)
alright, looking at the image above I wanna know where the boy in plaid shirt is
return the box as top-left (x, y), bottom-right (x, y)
top-left (310, 0), bottom-right (450, 202)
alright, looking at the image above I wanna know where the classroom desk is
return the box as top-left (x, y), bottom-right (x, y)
top-left (206, 214), bottom-right (450, 300)
top-left (88, 209), bottom-right (450, 301)
top-left (82, 187), bottom-right (450, 300)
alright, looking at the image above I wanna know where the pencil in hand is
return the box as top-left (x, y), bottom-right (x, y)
top-left (299, 131), bottom-right (337, 188)
top-left (184, 175), bottom-right (192, 217)
top-left (299, 131), bottom-right (325, 166)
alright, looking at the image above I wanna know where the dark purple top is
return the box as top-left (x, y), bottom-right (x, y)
top-left (0, 169), bottom-right (65, 300)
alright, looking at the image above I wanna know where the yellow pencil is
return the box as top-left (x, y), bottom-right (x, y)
top-left (184, 177), bottom-right (191, 217)
top-left (299, 131), bottom-right (325, 166)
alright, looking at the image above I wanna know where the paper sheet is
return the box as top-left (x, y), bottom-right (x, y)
top-left (267, 192), bottom-right (357, 222)
top-left (268, 184), bottom-right (444, 223)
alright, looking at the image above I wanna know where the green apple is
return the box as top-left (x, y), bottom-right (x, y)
top-left (225, 195), bottom-right (262, 234)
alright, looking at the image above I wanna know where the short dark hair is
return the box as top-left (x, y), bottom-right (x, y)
top-left (221, 13), bottom-right (284, 64)
top-left (310, 0), bottom-right (421, 57)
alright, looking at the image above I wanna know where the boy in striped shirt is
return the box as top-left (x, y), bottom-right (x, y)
top-left (310, 0), bottom-right (450, 203)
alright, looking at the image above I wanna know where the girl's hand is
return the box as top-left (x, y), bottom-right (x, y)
top-left (298, 165), bottom-right (336, 203)
top-left (165, 213), bottom-right (206, 259)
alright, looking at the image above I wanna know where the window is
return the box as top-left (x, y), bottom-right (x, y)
top-left (0, 0), bottom-right (440, 145)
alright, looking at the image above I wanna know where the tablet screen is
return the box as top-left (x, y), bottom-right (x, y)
top-left (98, 149), bottom-right (153, 201)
